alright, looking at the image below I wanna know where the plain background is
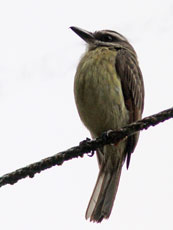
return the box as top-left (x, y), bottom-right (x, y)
top-left (0, 0), bottom-right (173, 229)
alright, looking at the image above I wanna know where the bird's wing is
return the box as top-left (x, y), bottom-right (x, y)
top-left (115, 49), bottom-right (144, 168)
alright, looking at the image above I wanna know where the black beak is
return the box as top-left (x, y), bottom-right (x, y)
top-left (70, 26), bottom-right (94, 43)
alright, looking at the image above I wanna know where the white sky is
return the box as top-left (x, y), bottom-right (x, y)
top-left (0, 0), bottom-right (173, 229)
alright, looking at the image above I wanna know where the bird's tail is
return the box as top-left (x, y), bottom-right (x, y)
top-left (85, 155), bottom-right (123, 223)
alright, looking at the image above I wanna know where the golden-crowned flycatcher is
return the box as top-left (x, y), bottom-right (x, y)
top-left (70, 26), bottom-right (144, 223)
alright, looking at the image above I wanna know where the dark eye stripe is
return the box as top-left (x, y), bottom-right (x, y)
top-left (106, 31), bottom-right (127, 41)
top-left (94, 31), bottom-right (127, 43)
top-left (100, 35), bottom-right (113, 42)
top-left (107, 35), bottom-right (113, 41)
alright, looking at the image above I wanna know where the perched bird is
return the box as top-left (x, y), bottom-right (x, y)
top-left (70, 26), bottom-right (144, 223)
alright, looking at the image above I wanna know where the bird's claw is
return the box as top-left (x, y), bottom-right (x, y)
top-left (101, 130), bottom-right (113, 142)
top-left (87, 150), bottom-right (95, 157)
top-left (79, 137), bottom-right (91, 146)
top-left (79, 138), bottom-right (95, 157)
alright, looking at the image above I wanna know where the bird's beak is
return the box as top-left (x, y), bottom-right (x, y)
top-left (70, 26), bottom-right (94, 44)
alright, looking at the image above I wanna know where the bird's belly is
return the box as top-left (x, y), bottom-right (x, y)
top-left (74, 48), bottom-right (129, 137)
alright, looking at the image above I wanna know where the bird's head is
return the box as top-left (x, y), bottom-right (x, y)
top-left (70, 26), bottom-right (135, 52)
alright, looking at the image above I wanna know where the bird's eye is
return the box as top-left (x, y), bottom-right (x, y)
top-left (100, 35), bottom-right (113, 42)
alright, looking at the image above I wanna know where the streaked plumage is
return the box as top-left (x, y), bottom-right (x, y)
top-left (71, 26), bottom-right (144, 223)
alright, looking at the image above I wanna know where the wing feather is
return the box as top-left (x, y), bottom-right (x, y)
top-left (115, 49), bottom-right (144, 168)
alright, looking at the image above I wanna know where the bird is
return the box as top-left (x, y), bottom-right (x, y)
top-left (70, 26), bottom-right (144, 223)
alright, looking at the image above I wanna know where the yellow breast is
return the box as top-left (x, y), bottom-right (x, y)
top-left (74, 47), bottom-right (129, 137)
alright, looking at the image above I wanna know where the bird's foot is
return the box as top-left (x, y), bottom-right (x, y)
top-left (101, 130), bottom-right (113, 142)
top-left (79, 137), bottom-right (91, 146)
top-left (79, 138), bottom-right (95, 157)
top-left (87, 150), bottom-right (95, 157)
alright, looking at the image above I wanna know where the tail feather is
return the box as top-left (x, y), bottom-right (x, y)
top-left (85, 159), bottom-right (123, 223)
top-left (85, 170), bottom-right (105, 219)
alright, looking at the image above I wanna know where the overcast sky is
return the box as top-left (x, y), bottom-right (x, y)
top-left (0, 1), bottom-right (173, 230)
